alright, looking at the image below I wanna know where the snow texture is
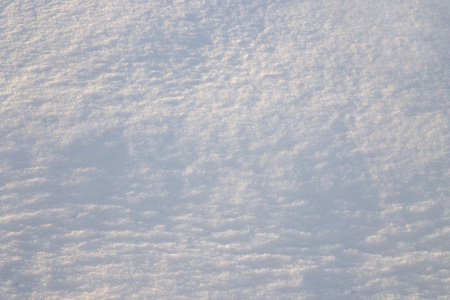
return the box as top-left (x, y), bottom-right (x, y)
top-left (1, 0), bottom-right (449, 298)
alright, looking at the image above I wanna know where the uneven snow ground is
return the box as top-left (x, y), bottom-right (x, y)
top-left (1, 0), bottom-right (449, 298)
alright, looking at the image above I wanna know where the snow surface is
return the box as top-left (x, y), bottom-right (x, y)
top-left (1, 0), bottom-right (449, 298)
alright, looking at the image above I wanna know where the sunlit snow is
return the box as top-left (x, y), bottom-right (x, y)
top-left (1, 0), bottom-right (449, 298)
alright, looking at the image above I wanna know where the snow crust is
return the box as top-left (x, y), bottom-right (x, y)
top-left (1, 0), bottom-right (449, 298)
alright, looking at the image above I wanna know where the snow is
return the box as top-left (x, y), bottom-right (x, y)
top-left (1, 0), bottom-right (449, 298)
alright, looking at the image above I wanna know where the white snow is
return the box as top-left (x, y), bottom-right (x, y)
top-left (1, 0), bottom-right (449, 298)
